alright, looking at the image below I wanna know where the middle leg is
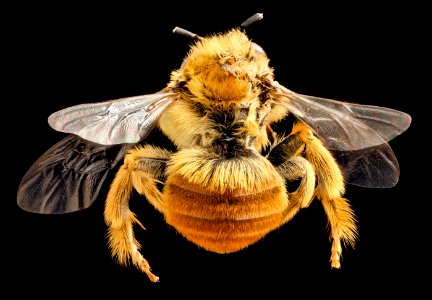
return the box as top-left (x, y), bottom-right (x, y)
top-left (267, 134), bottom-right (316, 224)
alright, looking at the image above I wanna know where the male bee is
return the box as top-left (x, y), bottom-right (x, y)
top-left (17, 13), bottom-right (411, 282)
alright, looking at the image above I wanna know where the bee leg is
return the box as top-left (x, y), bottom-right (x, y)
top-left (276, 156), bottom-right (316, 224)
top-left (104, 145), bottom-right (172, 282)
top-left (292, 122), bottom-right (358, 268)
top-left (268, 130), bottom-right (316, 223)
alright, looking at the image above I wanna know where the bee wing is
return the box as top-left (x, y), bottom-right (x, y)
top-left (332, 143), bottom-right (400, 188)
top-left (274, 86), bottom-right (411, 151)
top-left (48, 92), bottom-right (176, 145)
top-left (273, 85), bottom-right (411, 188)
top-left (17, 135), bottom-right (132, 214)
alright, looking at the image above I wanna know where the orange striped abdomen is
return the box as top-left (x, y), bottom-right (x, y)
top-left (163, 175), bottom-right (288, 253)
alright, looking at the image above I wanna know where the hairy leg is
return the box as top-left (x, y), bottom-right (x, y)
top-left (291, 122), bottom-right (358, 268)
top-left (277, 156), bottom-right (316, 224)
top-left (267, 133), bottom-right (316, 224)
top-left (104, 145), bottom-right (172, 281)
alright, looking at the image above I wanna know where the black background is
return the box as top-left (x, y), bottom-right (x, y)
top-left (11, 2), bottom-right (427, 298)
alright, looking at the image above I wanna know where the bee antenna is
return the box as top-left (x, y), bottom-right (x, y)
top-left (240, 13), bottom-right (263, 28)
top-left (172, 27), bottom-right (203, 40)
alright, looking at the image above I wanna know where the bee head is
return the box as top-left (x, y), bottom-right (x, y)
top-left (169, 29), bottom-right (274, 106)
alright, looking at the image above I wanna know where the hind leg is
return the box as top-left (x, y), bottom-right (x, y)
top-left (104, 145), bottom-right (172, 282)
top-left (268, 122), bottom-right (357, 267)
top-left (291, 122), bottom-right (358, 268)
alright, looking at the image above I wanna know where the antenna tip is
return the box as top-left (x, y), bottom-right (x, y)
top-left (172, 26), bottom-right (203, 40)
top-left (241, 13), bottom-right (264, 27)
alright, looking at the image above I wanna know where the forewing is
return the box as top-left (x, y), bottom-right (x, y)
top-left (274, 86), bottom-right (411, 151)
top-left (272, 85), bottom-right (411, 188)
top-left (17, 135), bottom-right (132, 214)
top-left (48, 92), bottom-right (176, 145)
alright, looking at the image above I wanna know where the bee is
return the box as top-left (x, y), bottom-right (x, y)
top-left (17, 13), bottom-right (411, 282)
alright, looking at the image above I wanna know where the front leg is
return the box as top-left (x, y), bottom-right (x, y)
top-left (104, 145), bottom-right (172, 282)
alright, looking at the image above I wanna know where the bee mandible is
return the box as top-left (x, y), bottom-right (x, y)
top-left (17, 13), bottom-right (411, 282)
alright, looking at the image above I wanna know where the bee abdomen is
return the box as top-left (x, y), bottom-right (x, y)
top-left (164, 175), bottom-right (288, 253)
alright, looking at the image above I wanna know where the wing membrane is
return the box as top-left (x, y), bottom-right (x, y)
top-left (17, 135), bottom-right (132, 214)
top-left (333, 143), bottom-right (400, 188)
top-left (48, 92), bottom-right (176, 145)
top-left (274, 86), bottom-right (411, 151)
top-left (272, 85), bottom-right (411, 188)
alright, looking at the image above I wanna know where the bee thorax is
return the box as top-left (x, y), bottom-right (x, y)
top-left (213, 135), bottom-right (248, 159)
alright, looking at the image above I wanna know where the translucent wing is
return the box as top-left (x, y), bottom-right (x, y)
top-left (272, 85), bottom-right (411, 188)
top-left (332, 144), bottom-right (400, 188)
top-left (273, 85), bottom-right (411, 151)
top-left (17, 135), bottom-right (132, 214)
top-left (48, 92), bottom-right (176, 145)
